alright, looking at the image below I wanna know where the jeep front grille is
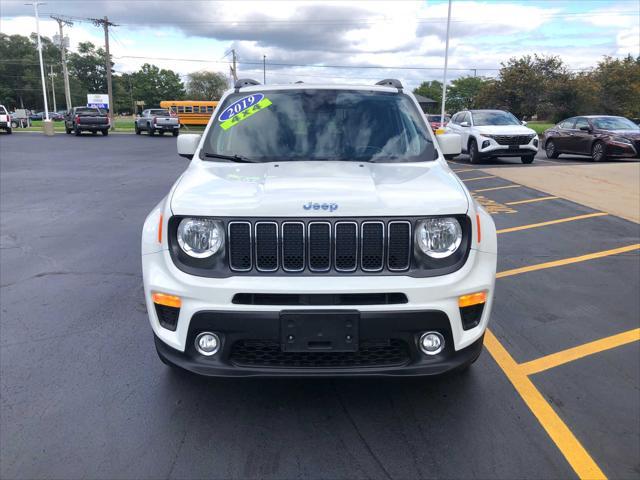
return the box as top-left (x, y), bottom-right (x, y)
top-left (228, 219), bottom-right (412, 273)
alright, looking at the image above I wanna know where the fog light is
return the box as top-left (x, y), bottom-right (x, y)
top-left (195, 332), bottom-right (220, 356)
top-left (482, 140), bottom-right (490, 149)
top-left (418, 332), bottom-right (445, 355)
top-left (533, 138), bottom-right (539, 147)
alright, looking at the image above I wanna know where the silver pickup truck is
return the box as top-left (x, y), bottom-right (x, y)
top-left (135, 109), bottom-right (180, 136)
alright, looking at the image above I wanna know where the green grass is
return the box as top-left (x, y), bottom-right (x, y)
top-left (21, 117), bottom-right (205, 133)
top-left (527, 121), bottom-right (554, 135)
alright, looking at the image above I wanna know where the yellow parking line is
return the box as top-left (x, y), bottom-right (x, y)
top-left (462, 175), bottom-right (497, 182)
top-left (485, 330), bottom-right (607, 480)
top-left (474, 185), bottom-right (522, 193)
top-left (505, 196), bottom-right (560, 206)
top-left (497, 244), bottom-right (640, 278)
top-left (452, 168), bottom-right (480, 173)
top-left (496, 212), bottom-right (608, 234)
top-left (520, 328), bottom-right (640, 376)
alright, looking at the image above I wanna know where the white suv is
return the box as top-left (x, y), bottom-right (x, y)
top-left (0, 105), bottom-right (12, 134)
top-left (141, 79), bottom-right (497, 377)
top-left (447, 109), bottom-right (538, 164)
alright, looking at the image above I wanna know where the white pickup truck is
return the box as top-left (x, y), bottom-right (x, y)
top-left (142, 79), bottom-right (497, 377)
top-left (135, 108), bottom-right (180, 136)
top-left (0, 105), bottom-right (12, 134)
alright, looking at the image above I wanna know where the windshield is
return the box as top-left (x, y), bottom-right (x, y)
top-left (428, 115), bottom-right (448, 122)
top-left (591, 117), bottom-right (639, 131)
top-left (202, 89), bottom-right (435, 163)
top-left (472, 111), bottom-right (521, 126)
top-left (150, 109), bottom-right (170, 116)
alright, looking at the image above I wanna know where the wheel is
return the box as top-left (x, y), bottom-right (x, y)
top-left (444, 154), bottom-right (456, 160)
top-left (135, 124), bottom-right (141, 135)
top-left (74, 127), bottom-right (81, 136)
top-left (11, 120), bottom-right (18, 128)
top-left (468, 139), bottom-right (481, 164)
top-left (65, 127), bottom-right (71, 134)
top-left (591, 141), bottom-right (606, 162)
top-left (521, 155), bottom-right (535, 164)
top-left (102, 129), bottom-right (109, 136)
top-left (148, 128), bottom-right (155, 136)
top-left (545, 139), bottom-right (559, 159)
top-left (159, 130), bottom-right (165, 136)
top-left (6, 128), bottom-right (12, 134)
top-left (92, 130), bottom-right (97, 135)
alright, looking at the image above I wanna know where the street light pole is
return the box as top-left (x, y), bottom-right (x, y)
top-left (27, 2), bottom-right (51, 125)
top-left (440, 0), bottom-right (452, 125)
top-left (263, 55), bottom-right (266, 84)
top-left (49, 65), bottom-right (57, 112)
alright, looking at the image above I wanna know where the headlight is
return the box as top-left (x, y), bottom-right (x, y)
top-left (611, 136), bottom-right (632, 145)
top-left (415, 218), bottom-right (462, 258)
top-left (177, 218), bottom-right (223, 258)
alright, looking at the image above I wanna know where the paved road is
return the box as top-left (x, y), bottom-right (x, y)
top-left (1, 133), bottom-right (638, 479)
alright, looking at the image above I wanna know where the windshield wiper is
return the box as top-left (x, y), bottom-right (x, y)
top-left (201, 152), bottom-right (260, 163)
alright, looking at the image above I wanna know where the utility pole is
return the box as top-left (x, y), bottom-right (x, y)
top-left (263, 55), bottom-right (266, 84)
top-left (51, 15), bottom-right (73, 110)
top-left (26, 2), bottom-right (51, 129)
top-left (90, 16), bottom-right (117, 129)
top-left (49, 65), bottom-right (57, 112)
top-left (230, 49), bottom-right (238, 83)
top-left (440, 0), bottom-right (452, 125)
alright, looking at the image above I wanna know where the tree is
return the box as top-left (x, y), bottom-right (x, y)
top-left (67, 42), bottom-right (109, 97)
top-left (123, 63), bottom-right (185, 111)
top-left (413, 80), bottom-right (442, 113)
top-left (589, 55), bottom-right (640, 117)
top-left (446, 76), bottom-right (490, 113)
top-left (186, 71), bottom-right (228, 100)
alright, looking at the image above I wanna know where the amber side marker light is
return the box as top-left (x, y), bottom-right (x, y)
top-left (158, 214), bottom-right (163, 244)
top-left (152, 292), bottom-right (182, 308)
top-left (476, 213), bottom-right (482, 243)
top-left (458, 291), bottom-right (487, 308)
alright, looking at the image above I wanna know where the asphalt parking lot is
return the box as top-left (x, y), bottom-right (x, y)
top-left (1, 133), bottom-right (638, 479)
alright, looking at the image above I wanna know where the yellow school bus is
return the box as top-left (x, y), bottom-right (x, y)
top-left (159, 100), bottom-right (219, 126)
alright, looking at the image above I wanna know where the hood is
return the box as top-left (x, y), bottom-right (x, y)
top-left (474, 125), bottom-right (536, 135)
top-left (595, 129), bottom-right (640, 139)
top-left (171, 161), bottom-right (469, 217)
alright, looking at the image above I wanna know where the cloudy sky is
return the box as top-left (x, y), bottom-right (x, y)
top-left (1, 0), bottom-right (638, 89)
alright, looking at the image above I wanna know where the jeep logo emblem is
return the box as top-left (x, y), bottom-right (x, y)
top-left (303, 202), bottom-right (338, 212)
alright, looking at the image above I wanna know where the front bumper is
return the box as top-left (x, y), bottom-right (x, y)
top-left (143, 240), bottom-right (496, 376)
top-left (478, 137), bottom-right (538, 157)
top-left (155, 312), bottom-right (485, 377)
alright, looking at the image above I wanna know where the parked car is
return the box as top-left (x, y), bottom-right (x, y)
top-left (64, 107), bottom-right (110, 135)
top-left (427, 114), bottom-right (450, 131)
top-left (135, 109), bottom-right (180, 136)
top-left (0, 105), bottom-right (12, 134)
top-left (142, 78), bottom-right (497, 377)
top-left (541, 116), bottom-right (640, 162)
top-left (29, 111), bottom-right (43, 121)
top-left (446, 109), bottom-right (538, 163)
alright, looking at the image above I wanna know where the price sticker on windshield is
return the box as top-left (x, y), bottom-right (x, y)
top-left (218, 94), bottom-right (272, 130)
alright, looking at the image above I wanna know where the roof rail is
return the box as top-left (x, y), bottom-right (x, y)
top-left (375, 79), bottom-right (403, 91)
top-left (234, 78), bottom-right (261, 92)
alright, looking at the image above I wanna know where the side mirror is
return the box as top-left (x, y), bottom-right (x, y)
top-left (579, 126), bottom-right (591, 132)
top-left (521, 120), bottom-right (528, 126)
top-left (460, 121), bottom-right (470, 127)
top-left (177, 133), bottom-right (201, 159)
top-left (437, 133), bottom-right (462, 157)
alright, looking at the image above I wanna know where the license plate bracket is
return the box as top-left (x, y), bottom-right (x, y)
top-left (280, 311), bottom-right (359, 352)
top-left (508, 145), bottom-right (519, 151)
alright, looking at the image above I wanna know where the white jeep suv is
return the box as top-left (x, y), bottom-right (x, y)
top-left (141, 79), bottom-right (497, 377)
top-left (447, 109), bottom-right (538, 164)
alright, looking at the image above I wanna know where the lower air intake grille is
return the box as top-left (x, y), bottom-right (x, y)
top-left (230, 339), bottom-right (410, 368)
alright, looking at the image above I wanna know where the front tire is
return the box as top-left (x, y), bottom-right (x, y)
top-left (6, 128), bottom-right (12, 134)
top-left (444, 154), bottom-right (456, 160)
top-left (591, 141), bottom-right (606, 162)
top-left (468, 139), bottom-right (481, 164)
top-left (521, 154), bottom-right (535, 164)
top-left (545, 139), bottom-right (560, 159)
top-left (102, 129), bottom-right (109, 136)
